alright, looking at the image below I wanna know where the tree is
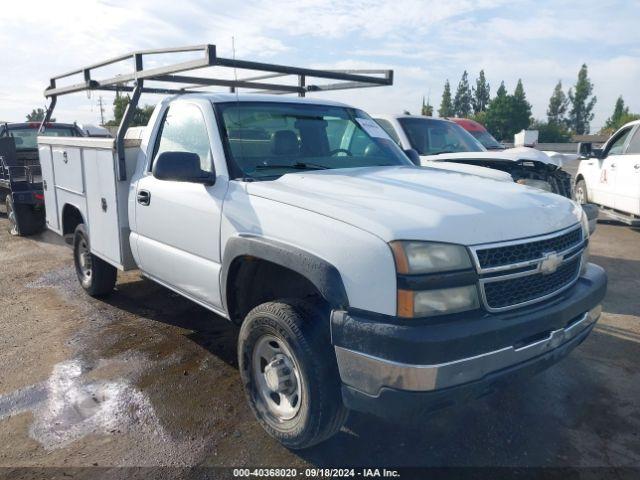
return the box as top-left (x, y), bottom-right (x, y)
top-left (602, 96), bottom-right (640, 134)
top-left (105, 93), bottom-right (154, 127)
top-left (472, 70), bottom-right (490, 114)
top-left (568, 64), bottom-right (597, 134)
top-left (25, 108), bottom-right (55, 122)
top-left (484, 81), bottom-right (513, 141)
top-left (438, 80), bottom-right (454, 117)
top-left (453, 70), bottom-right (472, 117)
top-left (511, 79), bottom-right (532, 132)
top-left (547, 81), bottom-right (569, 126)
top-left (421, 96), bottom-right (433, 116)
top-left (530, 119), bottom-right (572, 143)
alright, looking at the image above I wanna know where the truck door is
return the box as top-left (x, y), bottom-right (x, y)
top-left (594, 126), bottom-right (634, 208)
top-left (38, 144), bottom-right (60, 232)
top-left (614, 125), bottom-right (640, 216)
top-left (134, 101), bottom-right (227, 310)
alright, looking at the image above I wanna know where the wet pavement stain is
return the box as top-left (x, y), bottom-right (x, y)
top-left (0, 358), bottom-right (164, 450)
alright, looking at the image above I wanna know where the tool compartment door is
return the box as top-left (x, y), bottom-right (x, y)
top-left (83, 148), bottom-right (123, 267)
top-left (38, 144), bottom-right (60, 233)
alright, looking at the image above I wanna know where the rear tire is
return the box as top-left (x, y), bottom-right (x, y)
top-left (238, 299), bottom-right (348, 449)
top-left (575, 179), bottom-right (589, 204)
top-left (73, 223), bottom-right (117, 297)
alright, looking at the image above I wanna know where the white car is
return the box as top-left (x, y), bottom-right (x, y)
top-left (576, 119), bottom-right (640, 225)
top-left (374, 114), bottom-right (576, 197)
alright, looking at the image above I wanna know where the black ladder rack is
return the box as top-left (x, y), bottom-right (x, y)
top-left (40, 43), bottom-right (393, 180)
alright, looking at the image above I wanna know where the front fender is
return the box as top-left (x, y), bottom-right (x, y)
top-left (221, 235), bottom-right (349, 312)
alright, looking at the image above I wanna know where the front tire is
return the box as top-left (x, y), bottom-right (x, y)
top-left (238, 299), bottom-right (348, 449)
top-left (73, 224), bottom-right (117, 297)
top-left (575, 179), bottom-right (589, 204)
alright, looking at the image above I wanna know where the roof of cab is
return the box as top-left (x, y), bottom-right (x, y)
top-left (449, 118), bottom-right (486, 132)
top-left (171, 92), bottom-right (351, 108)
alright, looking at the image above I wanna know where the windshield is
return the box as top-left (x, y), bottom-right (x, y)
top-left (216, 102), bottom-right (412, 179)
top-left (469, 129), bottom-right (504, 150)
top-left (398, 117), bottom-right (485, 155)
top-left (4, 127), bottom-right (80, 150)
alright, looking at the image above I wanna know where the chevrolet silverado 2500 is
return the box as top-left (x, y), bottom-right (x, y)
top-left (37, 46), bottom-right (607, 449)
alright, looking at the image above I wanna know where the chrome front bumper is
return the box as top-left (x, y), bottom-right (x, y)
top-left (335, 305), bottom-right (601, 396)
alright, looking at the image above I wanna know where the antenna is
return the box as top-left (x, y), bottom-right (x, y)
top-left (98, 96), bottom-right (105, 125)
top-left (231, 36), bottom-right (247, 169)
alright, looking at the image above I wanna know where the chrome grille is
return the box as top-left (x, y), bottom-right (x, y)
top-left (471, 225), bottom-right (585, 312)
top-left (483, 256), bottom-right (581, 309)
top-left (476, 227), bottom-right (582, 270)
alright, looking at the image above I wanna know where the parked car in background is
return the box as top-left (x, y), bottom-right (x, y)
top-left (0, 122), bottom-right (84, 235)
top-left (450, 117), bottom-right (505, 150)
top-left (374, 114), bottom-right (576, 198)
top-left (78, 123), bottom-right (112, 138)
top-left (576, 119), bottom-right (640, 226)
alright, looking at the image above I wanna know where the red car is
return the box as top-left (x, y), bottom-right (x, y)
top-left (450, 118), bottom-right (505, 150)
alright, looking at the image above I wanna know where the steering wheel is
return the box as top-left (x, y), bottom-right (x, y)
top-left (329, 148), bottom-right (353, 157)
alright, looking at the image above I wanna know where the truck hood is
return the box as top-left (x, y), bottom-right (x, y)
top-left (420, 160), bottom-right (513, 182)
top-left (246, 166), bottom-right (582, 245)
top-left (425, 147), bottom-right (579, 169)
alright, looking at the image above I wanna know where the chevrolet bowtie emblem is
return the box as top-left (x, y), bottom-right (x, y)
top-left (540, 252), bottom-right (562, 275)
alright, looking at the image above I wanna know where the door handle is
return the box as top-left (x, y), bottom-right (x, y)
top-left (610, 163), bottom-right (616, 169)
top-left (635, 164), bottom-right (640, 170)
top-left (137, 190), bottom-right (151, 206)
top-left (586, 162), bottom-right (594, 165)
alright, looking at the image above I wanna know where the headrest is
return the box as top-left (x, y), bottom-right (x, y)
top-left (271, 130), bottom-right (299, 156)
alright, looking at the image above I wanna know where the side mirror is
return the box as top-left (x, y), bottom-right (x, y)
top-left (403, 148), bottom-right (421, 166)
top-left (578, 142), bottom-right (592, 158)
top-left (578, 142), bottom-right (604, 159)
top-left (152, 151), bottom-right (215, 185)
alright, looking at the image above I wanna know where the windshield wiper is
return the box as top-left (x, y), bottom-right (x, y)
top-left (255, 162), bottom-right (329, 171)
top-left (485, 146), bottom-right (505, 150)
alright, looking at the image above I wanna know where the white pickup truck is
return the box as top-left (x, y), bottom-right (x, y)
top-left (37, 47), bottom-right (607, 448)
top-left (575, 120), bottom-right (640, 226)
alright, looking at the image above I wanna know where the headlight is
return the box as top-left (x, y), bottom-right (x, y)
top-left (389, 241), bottom-right (472, 274)
top-left (580, 210), bottom-right (590, 239)
top-left (516, 178), bottom-right (552, 192)
top-left (390, 241), bottom-right (478, 318)
top-left (581, 211), bottom-right (590, 274)
top-left (398, 285), bottom-right (480, 318)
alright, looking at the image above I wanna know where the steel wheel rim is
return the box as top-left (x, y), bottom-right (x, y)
top-left (7, 200), bottom-right (18, 235)
top-left (576, 186), bottom-right (585, 204)
top-left (251, 334), bottom-right (302, 422)
top-left (77, 237), bottom-right (92, 280)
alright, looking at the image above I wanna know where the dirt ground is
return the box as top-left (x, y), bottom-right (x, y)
top-left (0, 214), bottom-right (638, 473)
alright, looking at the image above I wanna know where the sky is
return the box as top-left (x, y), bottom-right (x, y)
top-left (0, 0), bottom-right (638, 133)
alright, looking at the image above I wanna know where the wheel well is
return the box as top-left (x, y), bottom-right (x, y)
top-left (226, 256), bottom-right (325, 324)
top-left (575, 174), bottom-right (585, 185)
top-left (62, 204), bottom-right (84, 236)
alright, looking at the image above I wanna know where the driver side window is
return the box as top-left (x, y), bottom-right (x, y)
top-left (606, 127), bottom-right (632, 156)
top-left (153, 103), bottom-right (213, 172)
